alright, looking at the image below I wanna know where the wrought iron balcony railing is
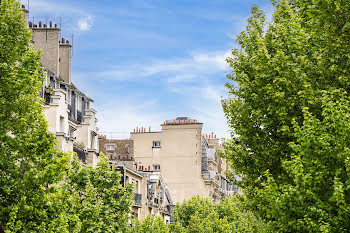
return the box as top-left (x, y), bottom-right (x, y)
top-left (133, 193), bottom-right (142, 206)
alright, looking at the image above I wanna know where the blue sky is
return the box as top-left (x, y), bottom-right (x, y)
top-left (27, 0), bottom-right (272, 138)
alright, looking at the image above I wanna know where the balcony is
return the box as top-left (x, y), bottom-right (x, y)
top-left (68, 104), bottom-right (74, 119)
top-left (44, 93), bottom-right (51, 105)
top-left (77, 110), bottom-right (83, 123)
top-left (73, 146), bottom-right (86, 163)
top-left (133, 193), bottom-right (142, 207)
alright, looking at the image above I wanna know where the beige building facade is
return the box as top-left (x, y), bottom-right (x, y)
top-left (109, 161), bottom-right (173, 222)
top-left (131, 117), bottom-right (236, 204)
top-left (26, 11), bottom-right (99, 167)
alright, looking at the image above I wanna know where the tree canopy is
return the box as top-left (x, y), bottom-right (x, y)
top-left (223, 0), bottom-right (350, 231)
top-left (130, 195), bottom-right (267, 233)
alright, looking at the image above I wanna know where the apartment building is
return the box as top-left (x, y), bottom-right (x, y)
top-left (109, 160), bottom-right (173, 222)
top-left (131, 117), bottom-right (236, 204)
top-left (25, 7), bottom-right (99, 166)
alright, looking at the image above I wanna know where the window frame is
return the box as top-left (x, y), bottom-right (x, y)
top-left (152, 141), bottom-right (161, 148)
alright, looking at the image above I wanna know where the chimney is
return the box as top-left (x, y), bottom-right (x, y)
top-left (31, 23), bottom-right (60, 75)
top-left (59, 37), bottom-right (72, 83)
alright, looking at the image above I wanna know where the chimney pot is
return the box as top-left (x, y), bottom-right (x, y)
top-left (43, 24), bottom-right (47, 28)
top-left (54, 23), bottom-right (57, 28)
top-left (38, 21), bottom-right (42, 27)
top-left (29, 22), bottom-right (33, 27)
top-left (62, 38), bottom-right (65, 43)
top-left (34, 24), bottom-right (37, 28)
top-left (66, 40), bottom-right (69, 44)
top-left (49, 21), bottom-right (52, 28)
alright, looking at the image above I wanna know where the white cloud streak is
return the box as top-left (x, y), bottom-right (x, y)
top-left (94, 49), bottom-right (232, 82)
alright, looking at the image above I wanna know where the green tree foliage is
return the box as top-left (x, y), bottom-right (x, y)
top-left (171, 195), bottom-right (267, 233)
top-left (128, 216), bottom-right (170, 233)
top-left (223, 0), bottom-right (350, 231)
top-left (61, 156), bottom-right (133, 233)
top-left (0, 0), bottom-right (71, 231)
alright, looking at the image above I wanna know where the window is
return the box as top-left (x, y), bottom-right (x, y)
top-left (153, 164), bottom-right (160, 171)
top-left (126, 144), bottom-right (130, 154)
top-left (59, 116), bottom-right (64, 133)
top-left (153, 141), bottom-right (161, 148)
top-left (106, 144), bottom-right (115, 151)
top-left (135, 181), bottom-right (139, 193)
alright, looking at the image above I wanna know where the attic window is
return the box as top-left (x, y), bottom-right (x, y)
top-left (106, 144), bottom-right (115, 151)
top-left (153, 165), bottom-right (160, 171)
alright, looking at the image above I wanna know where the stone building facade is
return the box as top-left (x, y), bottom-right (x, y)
top-left (25, 8), bottom-right (99, 167)
top-left (131, 117), bottom-right (236, 204)
top-left (99, 138), bottom-right (134, 161)
top-left (109, 161), bottom-right (173, 222)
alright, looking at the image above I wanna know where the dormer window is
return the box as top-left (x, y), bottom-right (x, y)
top-left (153, 164), bottom-right (160, 171)
top-left (106, 144), bottom-right (115, 151)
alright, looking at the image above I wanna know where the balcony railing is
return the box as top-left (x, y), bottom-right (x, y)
top-left (73, 146), bottom-right (86, 163)
top-left (133, 193), bottom-right (142, 206)
top-left (44, 93), bottom-right (51, 105)
top-left (77, 110), bottom-right (83, 123)
top-left (68, 104), bottom-right (74, 119)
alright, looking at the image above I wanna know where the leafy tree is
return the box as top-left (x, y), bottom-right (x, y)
top-left (128, 216), bottom-right (170, 233)
top-left (223, 0), bottom-right (350, 231)
top-left (171, 195), bottom-right (267, 233)
top-left (61, 156), bottom-right (133, 233)
top-left (0, 0), bottom-right (71, 231)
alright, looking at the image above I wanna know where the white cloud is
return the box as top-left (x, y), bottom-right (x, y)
top-left (73, 49), bottom-right (233, 139)
top-left (94, 49), bottom-right (232, 82)
top-left (77, 15), bottom-right (94, 32)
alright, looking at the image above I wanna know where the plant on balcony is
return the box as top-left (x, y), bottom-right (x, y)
top-left (44, 84), bottom-right (53, 94)
top-left (73, 140), bottom-right (86, 150)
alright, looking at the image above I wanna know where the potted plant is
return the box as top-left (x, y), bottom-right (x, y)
top-left (45, 85), bottom-right (53, 94)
